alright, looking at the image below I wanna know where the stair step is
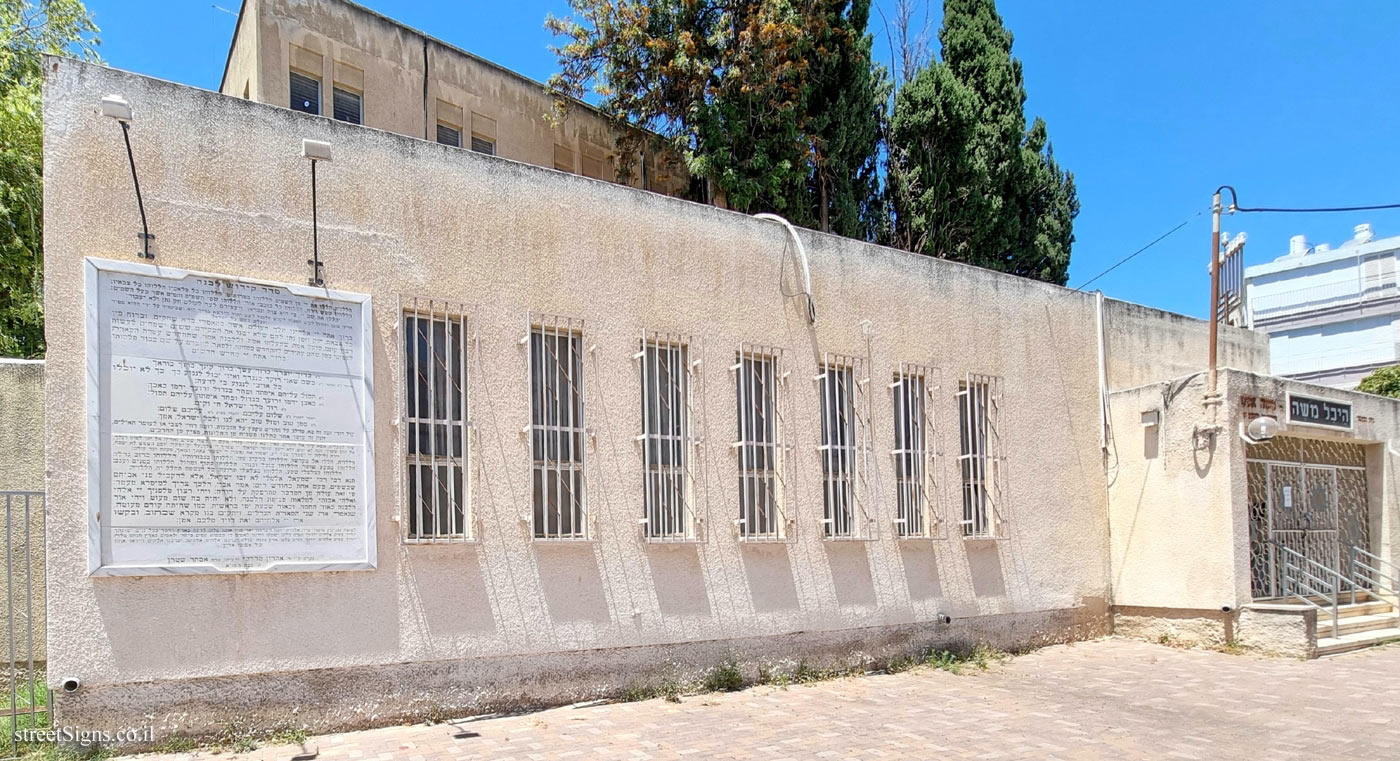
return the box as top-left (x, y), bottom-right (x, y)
top-left (1337, 600), bottom-right (1396, 618)
top-left (1316, 626), bottom-right (1400, 657)
top-left (1315, 611), bottom-right (1400, 638)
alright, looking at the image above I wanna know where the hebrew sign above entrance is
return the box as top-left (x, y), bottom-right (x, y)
top-left (85, 258), bottom-right (376, 575)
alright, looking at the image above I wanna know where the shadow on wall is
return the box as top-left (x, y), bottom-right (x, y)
top-left (967, 542), bottom-right (1007, 598)
top-left (825, 542), bottom-right (877, 608)
top-left (401, 546), bottom-right (496, 642)
top-left (741, 545), bottom-right (799, 613)
top-left (644, 545), bottom-right (712, 618)
top-left (899, 543), bottom-right (943, 601)
top-left (536, 544), bottom-right (610, 624)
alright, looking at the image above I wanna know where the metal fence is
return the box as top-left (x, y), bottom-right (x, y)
top-left (0, 491), bottom-right (48, 760)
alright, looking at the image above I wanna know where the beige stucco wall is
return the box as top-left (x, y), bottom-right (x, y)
top-left (1101, 299), bottom-right (1267, 391)
top-left (43, 60), bottom-right (1247, 734)
top-left (0, 359), bottom-right (46, 665)
top-left (1106, 375), bottom-right (1243, 612)
top-left (221, 0), bottom-right (689, 196)
top-left (0, 360), bottom-right (43, 491)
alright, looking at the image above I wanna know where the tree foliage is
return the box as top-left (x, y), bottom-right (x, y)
top-left (0, 0), bottom-right (99, 357)
top-left (885, 0), bottom-right (1076, 283)
top-left (546, 0), bottom-right (885, 237)
top-left (1358, 365), bottom-right (1400, 399)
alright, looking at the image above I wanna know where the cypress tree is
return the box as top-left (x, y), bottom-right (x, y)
top-left (886, 0), bottom-right (1077, 284)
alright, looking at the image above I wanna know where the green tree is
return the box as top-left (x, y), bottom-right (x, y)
top-left (0, 0), bottom-right (99, 358)
top-left (1358, 365), bottom-right (1400, 399)
top-left (885, 0), bottom-right (1077, 284)
top-left (546, 0), bottom-right (884, 235)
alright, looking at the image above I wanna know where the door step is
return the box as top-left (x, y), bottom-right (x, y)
top-left (1315, 611), bottom-right (1400, 638)
top-left (1317, 625), bottom-right (1400, 657)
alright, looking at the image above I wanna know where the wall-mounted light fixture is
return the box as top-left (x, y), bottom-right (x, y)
top-left (1238, 415), bottom-right (1279, 445)
top-left (101, 95), bottom-right (154, 260)
top-left (301, 139), bottom-right (332, 287)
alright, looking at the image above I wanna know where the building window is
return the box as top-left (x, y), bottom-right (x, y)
top-left (332, 86), bottom-right (362, 124)
top-left (437, 122), bottom-right (462, 148)
top-left (819, 356), bottom-right (869, 538)
top-left (735, 345), bottom-right (785, 541)
top-left (893, 365), bottom-right (936, 538)
top-left (554, 144), bottom-right (575, 173)
top-left (958, 374), bottom-right (1003, 538)
top-left (402, 301), bottom-right (471, 540)
top-left (471, 135), bottom-right (496, 156)
top-left (640, 331), bottom-right (698, 541)
top-left (530, 315), bottom-right (587, 540)
top-left (289, 70), bottom-right (320, 115)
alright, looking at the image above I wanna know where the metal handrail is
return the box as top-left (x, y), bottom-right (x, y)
top-left (1278, 556), bottom-right (1341, 637)
top-left (1267, 539), bottom-right (1351, 637)
top-left (1349, 544), bottom-right (1400, 606)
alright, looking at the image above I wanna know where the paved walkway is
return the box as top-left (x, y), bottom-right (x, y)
top-left (127, 638), bottom-right (1400, 761)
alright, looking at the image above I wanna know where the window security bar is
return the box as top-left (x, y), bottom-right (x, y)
top-left (891, 364), bottom-right (942, 539)
top-left (526, 313), bottom-right (591, 541)
top-left (399, 296), bottom-right (477, 542)
top-left (635, 330), bottom-right (705, 542)
top-left (957, 373), bottom-right (1006, 539)
top-left (817, 353), bottom-right (876, 540)
top-left (731, 344), bottom-right (792, 542)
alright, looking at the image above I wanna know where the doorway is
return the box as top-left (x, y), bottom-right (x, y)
top-left (1246, 436), bottom-right (1369, 600)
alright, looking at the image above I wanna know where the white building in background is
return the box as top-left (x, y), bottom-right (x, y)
top-left (1244, 223), bottom-right (1400, 388)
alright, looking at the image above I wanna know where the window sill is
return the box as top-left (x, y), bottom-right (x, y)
top-left (402, 536), bottom-right (480, 546)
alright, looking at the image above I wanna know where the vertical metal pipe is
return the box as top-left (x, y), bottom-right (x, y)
top-left (1207, 190), bottom-right (1222, 394)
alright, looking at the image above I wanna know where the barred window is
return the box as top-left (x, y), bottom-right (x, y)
top-left (958, 375), bottom-right (1003, 538)
top-left (893, 366), bottom-right (935, 538)
top-left (734, 346), bottom-right (785, 540)
top-left (818, 358), bottom-right (864, 538)
top-left (530, 316), bottom-right (587, 539)
top-left (403, 303), bottom-right (470, 540)
top-left (640, 332), bottom-right (698, 541)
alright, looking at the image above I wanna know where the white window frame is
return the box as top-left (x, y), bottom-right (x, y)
top-left (732, 343), bottom-right (791, 542)
top-left (817, 353), bottom-right (874, 540)
top-left (957, 373), bottom-right (1006, 539)
top-left (891, 364), bottom-right (942, 539)
top-left (399, 296), bottom-right (476, 542)
top-left (526, 313), bottom-right (591, 541)
top-left (636, 330), bottom-right (705, 542)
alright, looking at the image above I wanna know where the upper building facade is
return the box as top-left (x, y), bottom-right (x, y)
top-left (1243, 223), bottom-right (1400, 388)
top-left (220, 0), bottom-right (692, 197)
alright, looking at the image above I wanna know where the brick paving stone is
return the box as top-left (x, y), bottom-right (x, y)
top-left (117, 639), bottom-right (1400, 761)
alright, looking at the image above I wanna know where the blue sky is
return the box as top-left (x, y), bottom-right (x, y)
top-left (81, 0), bottom-right (1400, 318)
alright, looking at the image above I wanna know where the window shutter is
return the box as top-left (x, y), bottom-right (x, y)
top-left (470, 136), bottom-right (495, 156)
top-left (437, 123), bottom-right (461, 148)
top-left (289, 71), bottom-right (320, 115)
top-left (332, 87), bottom-right (362, 124)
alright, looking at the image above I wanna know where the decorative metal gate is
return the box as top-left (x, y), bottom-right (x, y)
top-left (0, 491), bottom-right (48, 760)
top-left (1247, 437), bottom-right (1370, 599)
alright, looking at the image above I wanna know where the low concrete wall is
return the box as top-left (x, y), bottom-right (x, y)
top-left (62, 601), bottom-right (1108, 744)
top-left (1113, 606), bottom-right (1235, 648)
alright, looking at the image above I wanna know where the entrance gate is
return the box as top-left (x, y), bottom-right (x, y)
top-left (1247, 437), bottom-right (1370, 599)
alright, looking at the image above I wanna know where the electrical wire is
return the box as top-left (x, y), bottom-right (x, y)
top-left (1217, 185), bottom-right (1400, 215)
top-left (1071, 209), bottom-right (1207, 292)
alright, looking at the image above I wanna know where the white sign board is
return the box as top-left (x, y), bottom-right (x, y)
top-left (86, 258), bottom-right (376, 575)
